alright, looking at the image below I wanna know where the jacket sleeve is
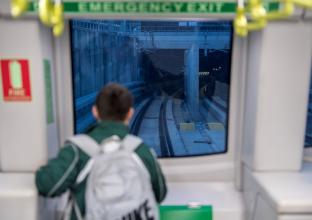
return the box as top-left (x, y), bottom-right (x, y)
top-left (35, 144), bottom-right (80, 197)
top-left (135, 144), bottom-right (167, 203)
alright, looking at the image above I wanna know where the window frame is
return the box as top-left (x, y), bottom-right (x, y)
top-left (55, 20), bottom-right (247, 182)
top-left (304, 61), bottom-right (312, 160)
top-left (70, 19), bottom-right (234, 158)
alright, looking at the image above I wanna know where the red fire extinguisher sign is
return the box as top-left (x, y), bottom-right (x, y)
top-left (1, 59), bottom-right (32, 102)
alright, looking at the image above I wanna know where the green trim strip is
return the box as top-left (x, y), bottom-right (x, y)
top-left (27, 1), bottom-right (279, 14)
top-left (160, 205), bottom-right (213, 220)
top-left (44, 59), bottom-right (54, 124)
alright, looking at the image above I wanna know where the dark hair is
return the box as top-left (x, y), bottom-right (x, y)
top-left (95, 83), bottom-right (134, 121)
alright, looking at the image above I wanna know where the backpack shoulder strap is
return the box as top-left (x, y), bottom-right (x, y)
top-left (122, 135), bottom-right (151, 179)
top-left (122, 134), bottom-right (143, 152)
top-left (66, 134), bottom-right (99, 157)
top-left (66, 135), bottom-right (100, 185)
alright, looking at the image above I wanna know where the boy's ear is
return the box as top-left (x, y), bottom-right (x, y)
top-left (125, 107), bottom-right (134, 124)
top-left (92, 105), bottom-right (100, 120)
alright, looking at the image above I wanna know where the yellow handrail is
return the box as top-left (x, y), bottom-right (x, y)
top-left (234, 0), bottom-right (312, 37)
top-left (266, 0), bottom-right (294, 20)
top-left (293, 0), bottom-right (312, 8)
top-left (249, 0), bottom-right (267, 20)
top-left (51, 2), bottom-right (64, 37)
top-left (234, 5), bottom-right (267, 37)
top-left (39, 0), bottom-right (54, 26)
top-left (10, 0), bottom-right (312, 38)
top-left (234, 7), bottom-right (249, 37)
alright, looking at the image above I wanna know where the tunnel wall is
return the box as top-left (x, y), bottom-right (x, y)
top-left (71, 20), bottom-right (143, 133)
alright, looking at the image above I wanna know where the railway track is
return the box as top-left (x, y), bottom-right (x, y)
top-left (159, 98), bottom-right (174, 157)
top-left (130, 98), bottom-right (154, 135)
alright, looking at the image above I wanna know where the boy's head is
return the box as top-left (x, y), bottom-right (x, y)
top-left (92, 83), bottom-right (134, 124)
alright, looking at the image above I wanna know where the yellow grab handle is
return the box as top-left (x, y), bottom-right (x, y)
top-left (234, 6), bottom-right (267, 37)
top-left (234, 7), bottom-right (249, 37)
top-left (39, 0), bottom-right (54, 26)
top-left (38, 0), bottom-right (64, 36)
top-left (11, 0), bottom-right (28, 17)
top-left (53, 21), bottom-right (64, 37)
top-left (249, 0), bottom-right (267, 20)
top-left (51, 2), bottom-right (64, 37)
top-left (51, 2), bottom-right (63, 25)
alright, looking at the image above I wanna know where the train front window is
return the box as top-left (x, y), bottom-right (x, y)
top-left (71, 20), bottom-right (233, 157)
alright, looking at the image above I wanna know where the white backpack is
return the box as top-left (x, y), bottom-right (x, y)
top-left (66, 134), bottom-right (159, 220)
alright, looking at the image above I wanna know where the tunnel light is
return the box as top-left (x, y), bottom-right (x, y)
top-left (178, 22), bottom-right (188, 26)
top-left (199, 72), bottom-right (210, 76)
top-left (188, 22), bottom-right (198, 27)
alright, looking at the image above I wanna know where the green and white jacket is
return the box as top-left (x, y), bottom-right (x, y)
top-left (36, 120), bottom-right (167, 220)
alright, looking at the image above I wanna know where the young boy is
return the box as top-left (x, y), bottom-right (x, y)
top-left (36, 83), bottom-right (167, 220)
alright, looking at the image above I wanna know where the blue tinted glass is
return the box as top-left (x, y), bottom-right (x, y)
top-left (305, 68), bottom-right (312, 148)
top-left (71, 20), bottom-right (233, 157)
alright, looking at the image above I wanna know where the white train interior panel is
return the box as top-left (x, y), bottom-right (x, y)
top-left (0, 1), bottom-right (312, 220)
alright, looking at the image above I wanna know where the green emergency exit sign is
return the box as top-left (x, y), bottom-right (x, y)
top-left (27, 1), bottom-right (279, 14)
